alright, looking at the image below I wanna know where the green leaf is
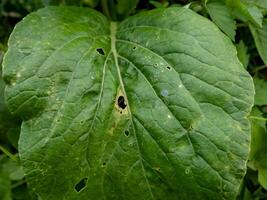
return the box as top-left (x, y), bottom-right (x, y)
top-left (0, 59), bottom-right (21, 145)
top-left (253, 77), bottom-right (267, 105)
top-left (249, 107), bottom-right (267, 167)
top-left (84, 0), bottom-right (100, 8)
top-left (0, 156), bottom-right (12, 200)
top-left (258, 168), bottom-right (267, 189)
top-left (42, 0), bottom-right (84, 6)
top-left (250, 19), bottom-right (267, 65)
top-left (102, 0), bottom-right (139, 21)
top-left (247, 4), bottom-right (263, 27)
top-left (3, 6), bottom-right (254, 200)
top-left (246, 0), bottom-right (267, 10)
top-left (236, 40), bottom-right (249, 68)
top-left (149, 1), bottom-right (169, 8)
top-left (226, 0), bottom-right (263, 27)
top-left (205, 0), bottom-right (236, 41)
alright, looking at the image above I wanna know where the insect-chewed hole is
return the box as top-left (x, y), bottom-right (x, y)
top-left (167, 66), bottom-right (171, 70)
top-left (118, 96), bottom-right (127, 109)
top-left (96, 48), bottom-right (105, 55)
top-left (74, 178), bottom-right (88, 193)
top-left (102, 162), bottom-right (106, 166)
top-left (124, 130), bottom-right (130, 137)
top-left (133, 46), bottom-right (137, 50)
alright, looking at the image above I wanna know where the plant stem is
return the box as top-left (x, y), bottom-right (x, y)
top-left (101, 0), bottom-right (111, 20)
top-left (11, 179), bottom-right (26, 189)
top-left (249, 116), bottom-right (267, 121)
top-left (0, 145), bottom-right (18, 162)
top-left (237, 23), bottom-right (248, 28)
top-left (252, 64), bottom-right (267, 73)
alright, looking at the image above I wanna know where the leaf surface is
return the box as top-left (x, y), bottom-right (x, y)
top-left (3, 6), bottom-right (254, 200)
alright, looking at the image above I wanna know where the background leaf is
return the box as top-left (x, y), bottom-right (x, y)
top-left (227, 0), bottom-right (263, 27)
top-left (250, 19), bottom-right (267, 65)
top-left (205, 0), bottom-right (236, 41)
top-left (236, 40), bottom-right (250, 68)
top-left (253, 77), bottom-right (267, 105)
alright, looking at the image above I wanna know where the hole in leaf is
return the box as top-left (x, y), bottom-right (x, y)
top-left (118, 96), bottom-right (127, 109)
top-left (102, 162), bottom-right (106, 166)
top-left (124, 130), bottom-right (129, 136)
top-left (96, 48), bottom-right (105, 55)
top-left (75, 178), bottom-right (88, 192)
top-left (133, 46), bottom-right (137, 50)
top-left (167, 66), bottom-right (171, 70)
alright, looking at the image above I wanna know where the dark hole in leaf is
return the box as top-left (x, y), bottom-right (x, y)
top-left (118, 96), bottom-right (127, 109)
top-left (96, 48), bottom-right (105, 55)
top-left (102, 162), bottom-right (106, 166)
top-left (167, 66), bottom-right (171, 70)
top-left (74, 178), bottom-right (88, 192)
top-left (124, 130), bottom-right (129, 136)
top-left (133, 46), bottom-right (137, 50)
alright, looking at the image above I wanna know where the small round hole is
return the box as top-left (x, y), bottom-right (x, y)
top-left (74, 178), bottom-right (88, 192)
top-left (96, 48), bottom-right (105, 55)
top-left (118, 96), bottom-right (127, 109)
top-left (124, 130), bottom-right (129, 136)
top-left (167, 66), bottom-right (171, 70)
top-left (133, 46), bottom-right (137, 50)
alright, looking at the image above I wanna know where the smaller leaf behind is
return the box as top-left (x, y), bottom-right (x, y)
top-left (226, 0), bottom-right (263, 28)
top-left (250, 19), bottom-right (267, 65)
top-left (236, 40), bottom-right (249, 68)
top-left (253, 77), bottom-right (267, 105)
top-left (205, 0), bottom-right (236, 41)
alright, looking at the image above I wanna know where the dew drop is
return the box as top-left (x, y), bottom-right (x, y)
top-left (161, 89), bottom-right (169, 97)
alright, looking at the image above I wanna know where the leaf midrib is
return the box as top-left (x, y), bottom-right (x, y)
top-left (110, 21), bottom-right (155, 199)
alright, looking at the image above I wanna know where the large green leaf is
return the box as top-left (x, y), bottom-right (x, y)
top-left (2, 6), bottom-right (254, 200)
top-left (250, 19), bottom-right (267, 65)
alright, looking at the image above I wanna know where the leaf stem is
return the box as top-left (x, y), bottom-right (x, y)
top-left (0, 145), bottom-right (18, 162)
top-left (101, 0), bottom-right (111, 20)
top-left (237, 23), bottom-right (248, 28)
top-left (11, 179), bottom-right (26, 189)
top-left (252, 64), bottom-right (267, 73)
top-left (249, 116), bottom-right (267, 121)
